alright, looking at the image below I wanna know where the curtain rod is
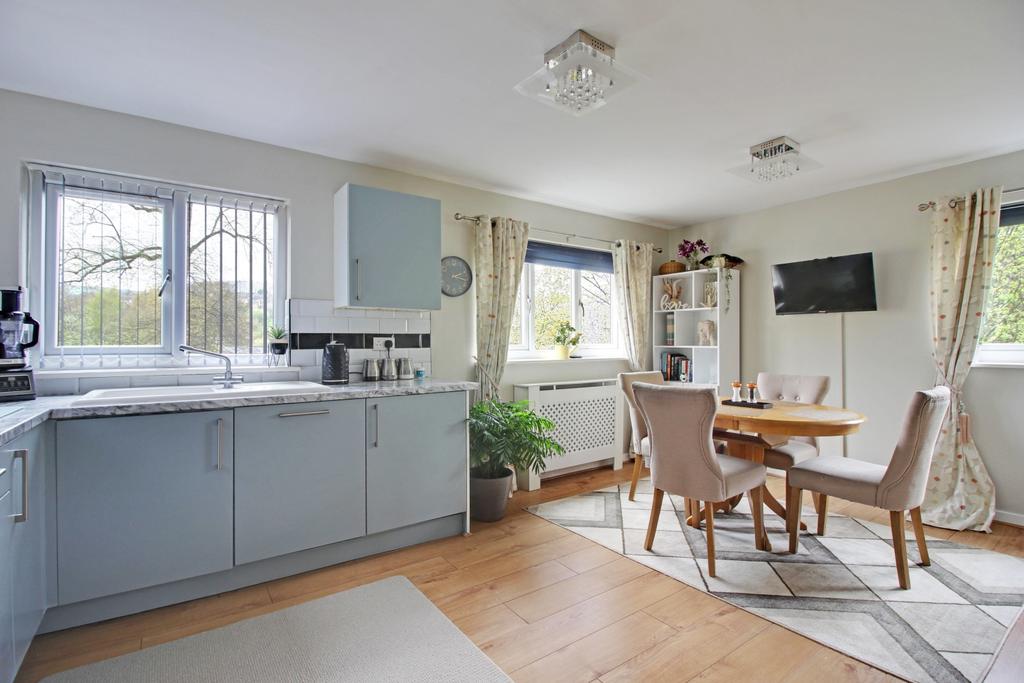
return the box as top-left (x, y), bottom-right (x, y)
top-left (453, 212), bottom-right (663, 253)
top-left (917, 186), bottom-right (1024, 212)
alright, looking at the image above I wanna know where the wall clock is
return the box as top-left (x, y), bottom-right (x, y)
top-left (441, 256), bottom-right (473, 297)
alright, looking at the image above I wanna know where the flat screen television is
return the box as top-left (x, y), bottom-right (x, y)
top-left (772, 252), bottom-right (877, 314)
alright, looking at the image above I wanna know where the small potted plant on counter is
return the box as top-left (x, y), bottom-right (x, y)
top-left (468, 399), bottom-right (564, 522)
top-left (553, 321), bottom-right (582, 360)
top-left (269, 325), bottom-right (289, 360)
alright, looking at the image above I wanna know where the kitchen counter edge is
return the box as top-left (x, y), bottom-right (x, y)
top-left (0, 379), bottom-right (478, 447)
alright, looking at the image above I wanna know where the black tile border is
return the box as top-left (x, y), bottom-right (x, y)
top-left (291, 332), bottom-right (431, 350)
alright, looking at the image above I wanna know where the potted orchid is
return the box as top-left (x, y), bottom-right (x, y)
top-left (677, 238), bottom-right (710, 270)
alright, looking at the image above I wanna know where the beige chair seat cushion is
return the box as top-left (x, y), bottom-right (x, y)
top-left (788, 456), bottom-right (887, 508)
top-left (718, 454), bottom-right (767, 500)
top-left (764, 440), bottom-right (818, 470)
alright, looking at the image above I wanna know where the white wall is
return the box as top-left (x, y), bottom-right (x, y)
top-left (0, 89), bottom-right (667, 396)
top-left (668, 149), bottom-right (1024, 522)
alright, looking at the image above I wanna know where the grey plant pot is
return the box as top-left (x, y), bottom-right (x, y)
top-left (469, 467), bottom-right (513, 522)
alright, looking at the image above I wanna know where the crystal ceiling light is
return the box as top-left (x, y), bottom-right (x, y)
top-left (514, 30), bottom-right (640, 117)
top-left (729, 136), bottom-right (821, 183)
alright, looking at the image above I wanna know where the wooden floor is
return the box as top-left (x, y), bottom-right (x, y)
top-left (17, 466), bottom-right (1024, 682)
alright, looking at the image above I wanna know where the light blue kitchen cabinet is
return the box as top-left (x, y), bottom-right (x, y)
top-left (56, 411), bottom-right (234, 605)
top-left (334, 183), bottom-right (442, 310)
top-left (234, 400), bottom-right (367, 564)
top-left (5, 423), bottom-right (51, 673)
top-left (365, 391), bottom-right (467, 534)
top-left (0, 474), bottom-right (14, 683)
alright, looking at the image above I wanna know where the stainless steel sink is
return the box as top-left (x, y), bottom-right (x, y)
top-left (71, 381), bottom-right (326, 407)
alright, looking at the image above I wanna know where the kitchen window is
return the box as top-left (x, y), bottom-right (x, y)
top-left (27, 164), bottom-right (287, 367)
top-left (509, 241), bottom-right (621, 358)
top-left (975, 200), bottom-right (1024, 366)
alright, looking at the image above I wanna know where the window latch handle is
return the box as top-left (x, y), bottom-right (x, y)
top-left (157, 269), bottom-right (172, 298)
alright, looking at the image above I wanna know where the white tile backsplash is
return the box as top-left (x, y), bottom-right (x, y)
top-left (286, 299), bottom-right (432, 380)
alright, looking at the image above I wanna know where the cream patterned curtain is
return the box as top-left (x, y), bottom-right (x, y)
top-left (613, 240), bottom-right (654, 371)
top-left (921, 188), bottom-right (1001, 532)
top-left (474, 216), bottom-right (529, 400)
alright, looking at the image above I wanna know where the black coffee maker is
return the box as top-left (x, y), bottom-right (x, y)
top-left (0, 287), bottom-right (40, 401)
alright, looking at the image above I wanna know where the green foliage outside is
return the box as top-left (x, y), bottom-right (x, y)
top-left (980, 223), bottom-right (1024, 344)
top-left (468, 400), bottom-right (565, 479)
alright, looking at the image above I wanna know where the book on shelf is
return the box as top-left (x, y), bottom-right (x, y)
top-left (660, 351), bottom-right (692, 382)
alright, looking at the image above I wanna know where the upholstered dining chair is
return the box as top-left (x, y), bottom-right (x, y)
top-left (617, 371), bottom-right (665, 500)
top-left (633, 383), bottom-right (767, 577)
top-left (787, 387), bottom-right (950, 589)
top-left (757, 372), bottom-right (831, 533)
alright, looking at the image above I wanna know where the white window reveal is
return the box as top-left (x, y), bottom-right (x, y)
top-left (28, 164), bottom-right (287, 369)
top-left (509, 240), bottom-right (622, 359)
top-left (975, 200), bottom-right (1024, 367)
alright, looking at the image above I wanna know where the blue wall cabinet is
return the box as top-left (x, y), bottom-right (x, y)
top-left (234, 400), bottom-right (367, 564)
top-left (56, 412), bottom-right (234, 604)
top-left (334, 183), bottom-right (442, 310)
top-left (0, 478), bottom-right (14, 683)
top-left (5, 424), bottom-right (51, 673)
top-left (365, 391), bottom-right (467, 534)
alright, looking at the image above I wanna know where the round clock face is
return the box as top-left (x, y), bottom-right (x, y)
top-left (441, 256), bottom-right (473, 297)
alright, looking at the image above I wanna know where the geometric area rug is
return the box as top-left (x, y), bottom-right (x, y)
top-left (528, 477), bottom-right (1023, 683)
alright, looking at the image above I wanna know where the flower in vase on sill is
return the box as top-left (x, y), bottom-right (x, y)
top-left (677, 239), bottom-right (710, 270)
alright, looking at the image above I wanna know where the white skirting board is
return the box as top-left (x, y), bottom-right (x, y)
top-left (513, 378), bottom-right (625, 491)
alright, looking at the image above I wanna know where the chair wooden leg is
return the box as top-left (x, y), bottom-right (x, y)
top-left (785, 473), bottom-right (808, 531)
top-left (788, 487), bottom-right (803, 554)
top-left (704, 500), bottom-right (716, 577)
top-left (687, 498), bottom-right (701, 529)
top-left (628, 453), bottom-right (644, 501)
top-left (812, 492), bottom-right (821, 514)
top-left (644, 488), bottom-right (664, 551)
top-left (750, 486), bottom-right (765, 552)
top-left (910, 507), bottom-right (930, 566)
top-left (890, 510), bottom-right (911, 589)
top-left (816, 494), bottom-right (829, 536)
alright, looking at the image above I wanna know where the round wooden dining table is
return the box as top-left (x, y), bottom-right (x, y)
top-left (711, 399), bottom-right (867, 551)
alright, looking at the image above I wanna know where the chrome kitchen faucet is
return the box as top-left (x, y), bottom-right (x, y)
top-left (179, 345), bottom-right (244, 389)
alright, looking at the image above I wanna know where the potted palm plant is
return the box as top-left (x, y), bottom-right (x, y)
top-left (468, 399), bottom-right (564, 521)
top-left (553, 321), bottom-right (582, 360)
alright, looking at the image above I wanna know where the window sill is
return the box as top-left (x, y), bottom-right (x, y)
top-left (971, 362), bottom-right (1024, 370)
top-left (506, 356), bottom-right (629, 366)
top-left (35, 365), bottom-right (296, 380)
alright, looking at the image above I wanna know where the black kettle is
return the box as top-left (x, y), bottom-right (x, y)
top-left (321, 341), bottom-right (349, 384)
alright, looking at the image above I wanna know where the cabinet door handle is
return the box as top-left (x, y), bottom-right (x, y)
top-left (372, 403), bottom-right (380, 448)
top-left (12, 449), bottom-right (27, 523)
top-left (278, 409), bottom-right (330, 418)
top-left (216, 418), bottom-right (224, 470)
top-left (355, 258), bottom-right (362, 302)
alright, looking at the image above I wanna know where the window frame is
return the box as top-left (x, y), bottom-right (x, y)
top-left (974, 197), bottom-right (1024, 368)
top-left (27, 165), bottom-right (288, 366)
top-left (508, 248), bottom-right (623, 360)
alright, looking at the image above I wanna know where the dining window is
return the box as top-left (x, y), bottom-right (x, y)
top-left (29, 164), bottom-right (287, 367)
top-left (976, 201), bottom-right (1024, 366)
top-left (509, 241), bottom-right (620, 357)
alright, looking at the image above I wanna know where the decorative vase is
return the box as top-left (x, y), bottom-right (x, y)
top-left (658, 260), bottom-right (685, 275)
top-left (554, 346), bottom-right (571, 360)
top-left (469, 467), bottom-right (513, 522)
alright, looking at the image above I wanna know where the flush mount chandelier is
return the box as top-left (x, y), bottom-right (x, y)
top-left (514, 29), bottom-right (640, 116)
top-left (744, 136), bottom-right (819, 183)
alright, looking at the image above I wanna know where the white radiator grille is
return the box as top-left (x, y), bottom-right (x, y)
top-left (536, 396), bottom-right (617, 453)
top-left (513, 379), bottom-right (625, 486)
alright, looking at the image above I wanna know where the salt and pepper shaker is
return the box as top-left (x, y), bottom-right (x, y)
top-left (746, 383), bottom-right (758, 403)
top-left (731, 381), bottom-right (742, 403)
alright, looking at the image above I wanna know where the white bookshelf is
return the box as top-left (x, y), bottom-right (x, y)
top-left (652, 268), bottom-right (740, 396)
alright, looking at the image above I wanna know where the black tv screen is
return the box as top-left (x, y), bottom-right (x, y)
top-left (772, 253), bottom-right (877, 314)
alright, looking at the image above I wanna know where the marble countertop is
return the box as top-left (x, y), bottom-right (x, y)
top-left (0, 379), bottom-right (477, 447)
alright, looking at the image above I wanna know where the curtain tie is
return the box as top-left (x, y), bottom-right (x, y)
top-left (933, 364), bottom-right (969, 445)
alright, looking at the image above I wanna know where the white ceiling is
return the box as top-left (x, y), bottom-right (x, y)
top-left (2, 0), bottom-right (1023, 228)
